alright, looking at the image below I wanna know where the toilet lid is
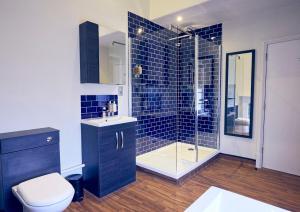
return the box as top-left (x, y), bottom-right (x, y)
top-left (16, 172), bottom-right (74, 207)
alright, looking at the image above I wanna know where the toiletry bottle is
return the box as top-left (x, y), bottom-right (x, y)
top-left (112, 101), bottom-right (117, 114)
top-left (102, 107), bottom-right (107, 118)
top-left (108, 101), bottom-right (113, 116)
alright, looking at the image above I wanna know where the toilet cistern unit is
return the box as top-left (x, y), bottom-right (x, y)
top-left (0, 127), bottom-right (73, 211)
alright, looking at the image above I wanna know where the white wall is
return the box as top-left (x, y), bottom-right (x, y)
top-left (149, 0), bottom-right (206, 19)
top-left (0, 0), bottom-right (149, 174)
top-left (220, 4), bottom-right (300, 161)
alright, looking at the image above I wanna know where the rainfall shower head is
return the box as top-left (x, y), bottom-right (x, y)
top-left (169, 34), bottom-right (192, 41)
top-left (168, 24), bottom-right (194, 42)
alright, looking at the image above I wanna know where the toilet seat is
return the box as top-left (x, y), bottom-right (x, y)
top-left (12, 173), bottom-right (74, 211)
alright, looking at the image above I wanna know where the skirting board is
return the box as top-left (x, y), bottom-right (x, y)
top-left (61, 164), bottom-right (85, 177)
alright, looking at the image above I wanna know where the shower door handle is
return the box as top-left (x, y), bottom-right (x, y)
top-left (115, 132), bottom-right (119, 150)
top-left (120, 131), bottom-right (124, 149)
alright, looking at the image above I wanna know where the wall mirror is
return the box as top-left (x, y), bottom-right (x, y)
top-left (224, 50), bottom-right (255, 138)
top-left (99, 26), bottom-right (126, 85)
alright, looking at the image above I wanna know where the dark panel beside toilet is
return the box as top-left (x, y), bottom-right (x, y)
top-left (0, 128), bottom-right (61, 211)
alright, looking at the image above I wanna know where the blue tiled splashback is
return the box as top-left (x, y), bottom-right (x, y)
top-left (128, 12), bottom-right (222, 155)
top-left (81, 95), bottom-right (118, 119)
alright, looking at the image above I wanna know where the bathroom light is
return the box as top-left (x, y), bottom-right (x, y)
top-left (137, 27), bottom-right (143, 35)
top-left (176, 16), bottom-right (183, 22)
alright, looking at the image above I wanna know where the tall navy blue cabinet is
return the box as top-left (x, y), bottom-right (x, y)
top-left (81, 122), bottom-right (136, 197)
top-left (79, 21), bottom-right (99, 83)
top-left (0, 128), bottom-right (60, 211)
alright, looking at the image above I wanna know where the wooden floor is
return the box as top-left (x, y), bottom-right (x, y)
top-left (66, 155), bottom-right (300, 212)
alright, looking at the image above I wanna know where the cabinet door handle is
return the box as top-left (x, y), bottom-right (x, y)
top-left (115, 132), bottom-right (119, 150)
top-left (121, 131), bottom-right (124, 149)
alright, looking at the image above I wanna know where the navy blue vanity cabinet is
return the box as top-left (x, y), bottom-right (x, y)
top-left (98, 128), bottom-right (121, 196)
top-left (81, 122), bottom-right (136, 197)
top-left (0, 128), bottom-right (60, 212)
top-left (118, 126), bottom-right (136, 188)
top-left (79, 21), bottom-right (99, 83)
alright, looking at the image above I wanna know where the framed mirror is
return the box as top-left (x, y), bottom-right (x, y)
top-left (224, 50), bottom-right (255, 138)
top-left (99, 26), bottom-right (126, 85)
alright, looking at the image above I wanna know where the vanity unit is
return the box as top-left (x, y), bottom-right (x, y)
top-left (81, 116), bottom-right (137, 197)
top-left (0, 128), bottom-right (60, 211)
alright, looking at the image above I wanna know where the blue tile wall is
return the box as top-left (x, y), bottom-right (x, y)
top-left (81, 95), bottom-right (118, 119)
top-left (128, 12), bottom-right (222, 154)
top-left (129, 12), bottom-right (178, 155)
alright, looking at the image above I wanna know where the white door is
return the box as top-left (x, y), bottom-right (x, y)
top-left (263, 38), bottom-right (300, 176)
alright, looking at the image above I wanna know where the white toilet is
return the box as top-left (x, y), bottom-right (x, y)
top-left (12, 172), bottom-right (75, 212)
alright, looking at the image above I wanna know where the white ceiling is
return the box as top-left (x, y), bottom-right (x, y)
top-left (154, 0), bottom-right (300, 29)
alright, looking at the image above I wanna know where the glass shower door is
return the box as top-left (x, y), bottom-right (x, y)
top-left (195, 35), bottom-right (221, 158)
top-left (176, 33), bottom-right (221, 176)
top-left (176, 35), bottom-right (198, 175)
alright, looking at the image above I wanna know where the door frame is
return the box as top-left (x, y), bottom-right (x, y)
top-left (256, 34), bottom-right (300, 168)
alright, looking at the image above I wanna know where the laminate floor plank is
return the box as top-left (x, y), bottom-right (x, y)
top-left (66, 155), bottom-right (300, 212)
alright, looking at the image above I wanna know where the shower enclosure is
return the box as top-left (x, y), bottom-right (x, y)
top-left (128, 12), bottom-right (222, 180)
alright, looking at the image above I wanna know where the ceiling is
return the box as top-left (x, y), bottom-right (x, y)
top-left (154, 0), bottom-right (300, 29)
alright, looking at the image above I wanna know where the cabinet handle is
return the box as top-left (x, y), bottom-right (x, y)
top-left (115, 132), bottom-right (119, 150)
top-left (46, 136), bottom-right (53, 143)
top-left (121, 131), bottom-right (124, 149)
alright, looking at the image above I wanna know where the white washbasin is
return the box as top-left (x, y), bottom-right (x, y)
top-left (81, 116), bottom-right (137, 127)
